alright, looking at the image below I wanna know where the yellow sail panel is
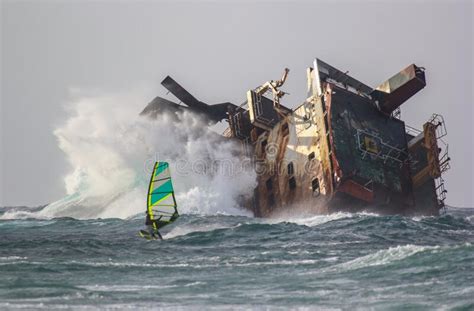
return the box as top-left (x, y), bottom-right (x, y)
top-left (147, 162), bottom-right (178, 224)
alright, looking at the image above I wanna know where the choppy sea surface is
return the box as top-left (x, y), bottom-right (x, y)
top-left (1, 206), bottom-right (473, 310)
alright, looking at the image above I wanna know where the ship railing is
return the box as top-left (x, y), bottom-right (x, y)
top-left (405, 114), bottom-right (448, 140)
top-left (435, 176), bottom-right (447, 209)
top-left (231, 112), bottom-right (245, 139)
top-left (428, 115), bottom-right (450, 174)
top-left (439, 145), bottom-right (451, 173)
top-left (406, 114), bottom-right (450, 174)
top-left (253, 92), bottom-right (274, 125)
top-left (408, 114), bottom-right (450, 211)
top-left (428, 114), bottom-right (450, 210)
top-left (355, 129), bottom-right (408, 166)
top-left (428, 113), bottom-right (447, 139)
top-left (425, 114), bottom-right (451, 174)
top-left (222, 127), bottom-right (232, 138)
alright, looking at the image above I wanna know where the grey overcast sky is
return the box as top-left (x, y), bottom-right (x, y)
top-left (1, 0), bottom-right (473, 207)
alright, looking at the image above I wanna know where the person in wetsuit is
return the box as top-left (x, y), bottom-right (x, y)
top-left (145, 213), bottom-right (163, 240)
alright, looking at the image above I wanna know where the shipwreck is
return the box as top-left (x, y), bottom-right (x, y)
top-left (141, 59), bottom-right (451, 216)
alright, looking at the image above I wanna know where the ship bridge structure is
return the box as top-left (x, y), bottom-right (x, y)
top-left (141, 59), bottom-right (450, 216)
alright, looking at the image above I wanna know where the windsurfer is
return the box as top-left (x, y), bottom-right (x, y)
top-left (140, 161), bottom-right (179, 241)
top-left (145, 213), bottom-right (163, 240)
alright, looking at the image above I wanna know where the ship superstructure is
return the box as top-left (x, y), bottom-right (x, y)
top-left (141, 59), bottom-right (451, 216)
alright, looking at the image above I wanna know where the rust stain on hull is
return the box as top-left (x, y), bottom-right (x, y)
top-left (141, 58), bottom-right (451, 217)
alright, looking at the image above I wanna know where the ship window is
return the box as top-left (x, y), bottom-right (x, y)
top-left (287, 162), bottom-right (294, 176)
top-left (268, 193), bottom-right (275, 207)
top-left (312, 178), bottom-right (320, 195)
top-left (266, 178), bottom-right (273, 191)
top-left (289, 176), bottom-right (296, 190)
top-left (308, 152), bottom-right (315, 161)
top-left (363, 136), bottom-right (379, 154)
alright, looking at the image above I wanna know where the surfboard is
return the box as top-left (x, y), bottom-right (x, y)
top-left (139, 229), bottom-right (156, 240)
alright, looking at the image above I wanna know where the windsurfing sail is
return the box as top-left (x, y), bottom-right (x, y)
top-left (147, 162), bottom-right (179, 231)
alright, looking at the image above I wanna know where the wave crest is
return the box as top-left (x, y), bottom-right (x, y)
top-left (9, 86), bottom-right (256, 220)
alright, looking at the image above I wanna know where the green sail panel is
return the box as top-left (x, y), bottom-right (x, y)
top-left (147, 162), bottom-right (179, 225)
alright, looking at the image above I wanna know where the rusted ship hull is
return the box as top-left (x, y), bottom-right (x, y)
top-left (142, 58), bottom-right (450, 217)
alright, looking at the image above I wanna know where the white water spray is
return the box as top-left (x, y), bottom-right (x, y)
top-left (34, 86), bottom-right (255, 219)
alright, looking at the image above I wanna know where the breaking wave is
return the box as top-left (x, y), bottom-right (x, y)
top-left (267, 212), bottom-right (355, 227)
top-left (3, 86), bottom-right (255, 220)
top-left (334, 244), bottom-right (440, 271)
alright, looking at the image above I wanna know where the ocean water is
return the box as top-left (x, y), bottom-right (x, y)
top-left (0, 206), bottom-right (473, 310)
